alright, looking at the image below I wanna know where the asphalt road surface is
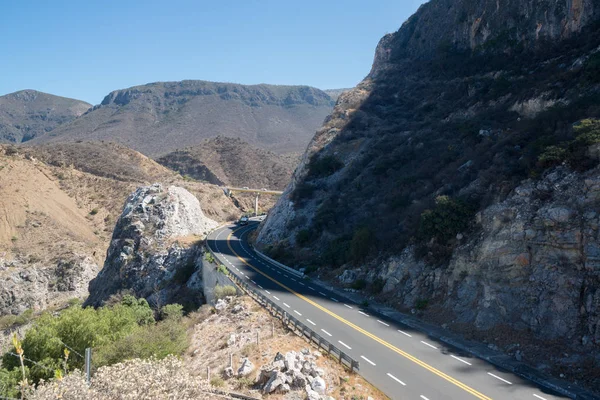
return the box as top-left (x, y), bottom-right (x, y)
top-left (207, 222), bottom-right (572, 400)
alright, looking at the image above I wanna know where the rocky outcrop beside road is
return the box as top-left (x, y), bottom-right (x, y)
top-left (0, 255), bottom-right (98, 315)
top-left (86, 184), bottom-right (218, 307)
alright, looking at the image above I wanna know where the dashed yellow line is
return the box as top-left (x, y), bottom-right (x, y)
top-left (223, 227), bottom-right (493, 400)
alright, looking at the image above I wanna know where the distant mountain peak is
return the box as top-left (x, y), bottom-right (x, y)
top-left (0, 90), bottom-right (91, 143)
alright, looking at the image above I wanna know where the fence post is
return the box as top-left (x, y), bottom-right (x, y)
top-left (207, 366), bottom-right (210, 381)
top-left (84, 348), bottom-right (92, 385)
top-left (229, 353), bottom-right (233, 368)
top-left (272, 322), bottom-right (275, 338)
top-left (256, 331), bottom-right (259, 345)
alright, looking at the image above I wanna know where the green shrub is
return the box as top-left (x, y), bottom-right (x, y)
top-left (89, 208), bottom-right (99, 216)
top-left (307, 154), bottom-right (343, 179)
top-left (217, 264), bottom-right (228, 274)
top-left (214, 285), bottom-right (237, 300)
top-left (350, 227), bottom-right (373, 264)
top-left (418, 196), bottom-right (473, 243)
top-left (322, 236), bottom-right (351, 268)
top-left (291, 182), bottom-right (316, 203)
top-left (1, 297), bottom-right (156, 388)
top-left (93, 318), bottom-right (188, 367)
top-left (538, 145), bottom-right (567, 168)
top-left (369, 278), bottom-right (385, 294)
top-left (159, 304), bottom-right (184, 321)
top-left (296, 229), bottom-right (312, 246)
top-left (0, 309), bottom-right (34, 330)
top-left (415, 299), bottom-right (429, 310)
top-left (205, 252), bottom-right (215, 264)
top-left (351, 279), bottom-right (367, 290)
top-left (210, 376), bottom-right (225, 387)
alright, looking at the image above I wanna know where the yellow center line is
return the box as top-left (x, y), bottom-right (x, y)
top-left (224, 226), bottom-right (493, 400)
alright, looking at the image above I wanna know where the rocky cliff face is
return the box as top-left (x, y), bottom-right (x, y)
top-left (372, 0), bottom-right (597, 67)
top-left (257, 0), bottom-right (600, 388)
top-left (86, 184), bottom-right (218, 307)
top-left (0, 255), bottom-right (98, 315)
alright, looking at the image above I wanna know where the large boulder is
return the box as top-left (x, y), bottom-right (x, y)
top-left (86, 184), bottom-right (218, 306)
top-left (237, 358), bottom-right (255, 377)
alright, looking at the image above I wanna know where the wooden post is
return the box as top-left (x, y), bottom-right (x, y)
top-left (271, 322), bottom-right (275, 338)
top-left (229, 353), bottom-right (233, 368)
top-left (256, 331), bottom-right (259, 345)
top-left (207, 366), bottom-right (210, 381)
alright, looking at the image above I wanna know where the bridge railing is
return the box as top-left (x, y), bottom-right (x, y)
top-left (206, 239), bottom-right (359, 372)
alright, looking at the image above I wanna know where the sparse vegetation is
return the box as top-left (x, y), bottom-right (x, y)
top-left (214, 285), bottom-right (237, 300)
top-left (307, 154), bottom-right (343, 179)
top-left (89, 208), bottom-right (99, 216)
top-left (418, 196), bottom-right (473, 244)
top-left (296, 229), bottom-right (312, 246)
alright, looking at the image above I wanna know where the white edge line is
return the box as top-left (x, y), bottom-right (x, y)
top-left (265, 290), bottom-right (271, 294)
top-left (273, 296), bottom-right (280, 301)
top-left (294, 310), bottom-right (302, 316)
top-left (398, 330), bottom-right (412, 337)
top-left (386, 372), bottom-right (406, 386)
top-left (306, 319), bottom-right (316, 326)
top-left (487, 372), bottom-right (512, 385)
top-left (283, 303), bottom-right (290, 308)
top-left (377, 320), bottom-right (390, 327)
top-left (420, 341), bottom-right (438, 350)
top-left (257, 285), bottom-right (263, 289)
top-left (344, 304), bottom-right (353, 309)
top-left (330, 297), bottom-right (339, 302)
top-left (533, 394), bottom-right (548, 400)
top-left (358, 311), bottom-right (370, 317)
top-left (361, 355), bottom-right (376, 366)
top-left (451, 355), bottom-right (472, 366)
top-left (321, 329), bottom-right (332, 337)
top-left (420, 396), bottom-right (430, 400)
top-left (338, 340), bottom-right (351, 350)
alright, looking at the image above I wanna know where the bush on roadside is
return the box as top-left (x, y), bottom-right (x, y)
top-left (214, 285), bottom-right (237, 300)
top-left (159, 304), bottom-right (184, 321)
top-left (0, 296), bottom-right (190, 397)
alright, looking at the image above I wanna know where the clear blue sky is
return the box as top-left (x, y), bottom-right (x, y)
top-left (0, 0), bottom-right (426, 104)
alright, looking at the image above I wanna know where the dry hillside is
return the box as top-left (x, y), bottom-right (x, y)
top-left (31, 81), bottom-right (335, 156)
top-left (0, 90), bottom-right (90, 143)
top-left (0, 143), bottom-right (241, 316)
top-left (157, 136), bottom-right (299, 190)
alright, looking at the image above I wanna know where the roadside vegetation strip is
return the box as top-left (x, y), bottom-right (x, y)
top-left (221, 226), bottom-right (494, 400)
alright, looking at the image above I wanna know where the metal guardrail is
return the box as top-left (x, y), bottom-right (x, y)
top-left (223, 265), bottom-right (359, 372)
top-left (251, 246), bottom-right (305, 279)
top-left (205, 228), bottom-right (359, 371)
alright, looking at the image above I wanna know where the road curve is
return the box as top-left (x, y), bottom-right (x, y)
top-left (207, 222), bottom-right (570, 400)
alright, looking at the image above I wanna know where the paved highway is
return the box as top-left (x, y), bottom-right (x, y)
top-left (207, 222), bottom-right (571, 400)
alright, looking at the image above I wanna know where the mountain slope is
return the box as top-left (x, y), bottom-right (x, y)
top-left (0, 142), bottom-right (241, 316)
top-left (32, 81), bottom-right (335, 156)
top-left (157, 136), bottom-right (297, 190)
top-left (256, 0), bottom-right (600, 390)
top-left (0, 90), bottom-right (91, 143)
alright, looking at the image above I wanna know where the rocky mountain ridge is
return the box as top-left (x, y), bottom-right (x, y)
top-left (31, 80), bottom-right (336, 156)
top-left (257, 0), bottom-right (600, 390)
top-left (0, 90), bottom-right (90, 143)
